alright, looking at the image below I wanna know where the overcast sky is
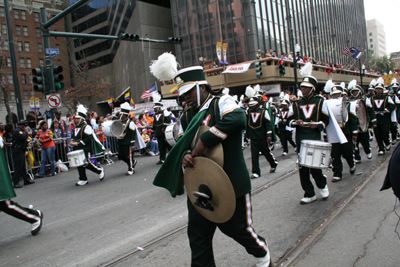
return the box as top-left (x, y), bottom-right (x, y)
top-left (364, 0), bottom-right (399, 55)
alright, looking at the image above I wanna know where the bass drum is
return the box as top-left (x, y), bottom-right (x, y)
top-left (102, 120), bottom-right (124, 137)
top-left (350, 99), bottom-right (368, 132)
top-left (165, 123), bottom-right (180, 147)
top-left (326, 98), bottom-right (348, 127)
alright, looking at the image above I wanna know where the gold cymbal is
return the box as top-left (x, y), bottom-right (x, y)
top-left (190, 125), bottom-right (224, 168)
top-left (184, 157), bottom-right (236, 223)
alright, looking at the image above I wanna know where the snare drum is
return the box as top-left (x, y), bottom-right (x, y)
top-left (165, 123), bottom-right (179, 146)
top-left (326, 98), bottom-right (348, 127)
top-left (299, 140), bottom-right (332, 169)
top-left (67, 150), bottom-right (87, 168)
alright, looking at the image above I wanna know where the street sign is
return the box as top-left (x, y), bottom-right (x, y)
top-left (49, 52), bottom-right (57, 60)
top-left (45, 48), bottom-right (59, 54)
top-left (46, 94), bottom-right (62, 108)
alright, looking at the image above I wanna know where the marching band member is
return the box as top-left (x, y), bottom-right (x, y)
top-left (327, 81), bottom-right (358, 182)
top-left (152, 92), bottom-right (171, 165)
top-left (288, 63), bottom-right (330, 204)
top-left (371, 78), bottom-right (395, 155)
top-left (246, 96), bottom-right (278, 178)
top-left (350, 84), bottom-right (377, 163)
top-left (277, 97), bottom-right (296, 156)
top-left (389, 79), bottom-right (400, 144)
top-left (69, 104), bottom-right (105, 186)
top-left (150, 53), bottom-right (272, 267)
top-left (118, 102), bottom-right (137, 175)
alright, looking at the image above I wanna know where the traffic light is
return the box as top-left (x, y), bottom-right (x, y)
top-left (167, 37), bottom-right (183, 44)
top-left (32, 68), bottom-right (44, 92)
top-left (120, 33), bottom-right (139, 41)
top-left (53, 65), bottom-right (64, 91)
top-left (255, 61), bottom-right (262, 79)
top-left (278, 60), bottom-right (285, 76)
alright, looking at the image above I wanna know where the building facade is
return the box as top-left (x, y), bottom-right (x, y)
top-left (171, 0), bottom-right (368, 68)
top-left (0, 0), bottom-right (71, 123)
top-left (366, 19), bottom-right (387, 58)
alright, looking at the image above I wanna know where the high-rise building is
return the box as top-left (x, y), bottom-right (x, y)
top-left (171, 0), bottom-right (368, 67)
top-left (0, 1), bottom-right (70, 122)
top-left (366, 19), bottom-right (387, 58)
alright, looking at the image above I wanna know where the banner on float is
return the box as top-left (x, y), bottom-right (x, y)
top-left (216, 42), bottom-right (223, 64)
top-left (222, 63), bottom-right (251, 74)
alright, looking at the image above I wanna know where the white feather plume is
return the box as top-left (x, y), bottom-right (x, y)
top-left (152, 91), bottom-right (162, 103)
top-left (297, 89), bottom-right (303, 98)
top-left (76, 104), bottom-right (88, 115)
top-left (369, 79), bottom-right (377, 87)
top-left (324, 80), bottom-right (335, 94)
top-left (120, 102), bottom-right (131, 111)
top-left (377, 77), bottom-right (384, 84)
top-left (347, 79), bottom-right (357, 90)
top-left (232, 95), bottom-right (238, 102)
top-left (283, 94), bottom-right (290, 102)
top-left (245, 86), bottom-right (255, 97)
top-left (391, 78), bottom-right (397, 85)
top-left (150, 52), bottom-right (178, 81)
top-left (254, 84), bottom-right (261, 92)
top-left (240, 94), bottom-right (244, 101)
top-left (279, 91), bottom-right (285, 98)
top-left (299, 62), bottom-right (313, 77)
top-left (269, 97), bottom-right (273, 103)
top-left (222, 88), bottom-right (230, 95)
top-left (340, 82), bottom-right (346, 89)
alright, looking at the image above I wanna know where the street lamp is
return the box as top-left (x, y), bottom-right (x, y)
top-left (295, 44), bottom-right (301, 58)
top-left (360, 63), bottom-right (365, 88)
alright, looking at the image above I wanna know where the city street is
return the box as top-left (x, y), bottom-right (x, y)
top-left (0, 141), bottom-right (398, 267)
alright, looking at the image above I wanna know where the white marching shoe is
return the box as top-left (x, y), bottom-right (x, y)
top-left (75, 180), bottom-right (88, 186)
top-left (319, 185), bottom-right (329, 199)
top-left (99, 168), bottom-right (105, 180)
top-left (256, 251), bottom-right (271, 267)
top-left (300, 196), bottom-right (317, 205)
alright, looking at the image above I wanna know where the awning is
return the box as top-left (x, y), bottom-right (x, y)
top-left (222, 63), bottom-right (251, 74)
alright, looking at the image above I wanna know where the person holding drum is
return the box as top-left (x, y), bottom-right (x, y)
top-left (117, 102), bottom-right (138, 175)
top-left (150, 53), bottom-right (272, 267)
top-left (152, 92), bottom-right (171, 165)
top-left (246, 96), bottom-right (278, 178)
top-left (288, 64), bottom-right (330, 204)
top-left (389, 79), bottom-right (400, 145)
top-left (69, 104), bottom-right (105, 186)
top-left (350, 84), bottom-right (376, 163)
top-left (371, 79), bottom-right (395, 155)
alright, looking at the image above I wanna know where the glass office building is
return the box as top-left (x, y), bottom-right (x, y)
top-left (171, 0), bottom-right (367, 67)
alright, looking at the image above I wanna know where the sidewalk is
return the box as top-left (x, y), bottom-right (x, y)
top-left (293, 162), bottom-right (400, 267)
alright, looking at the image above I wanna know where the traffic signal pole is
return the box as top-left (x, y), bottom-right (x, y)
top-left (4, 0), bottom-right (23, 120)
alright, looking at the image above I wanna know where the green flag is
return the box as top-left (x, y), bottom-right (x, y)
top-left (153, 110), bottom-right (207, 197)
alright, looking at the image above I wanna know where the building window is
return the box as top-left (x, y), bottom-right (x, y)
top-left (10, 91), bottom-right (15, 100)
top-left (34, 12), bottom-right (39, 22)
top-left (7, 58), bottom-right (11, 67)
top-left (371, 44), bottom-right (373, 48)
top-left (1, 23), bottom-right (6, 34)
top-left (38, 43), bottom-right (43, 53)
top-left (0, 7), bottom-right (5, 17)
top-left (19, 58), bottom-right (25, 68)
top-left (8, 74), bottom-right (13, 84)
top-left (370, 38), bottom-right (373, 42)
top-left (30, 90), bottom-right (35, 97)
top-left (16, 25), bottom-right (21, 35)
top-left (14, 10), bottom-right (19, 19)
top-left (17, 41), bottom-right (22, 51)
top-left (22, 26), bottom-right (28, 36)
top-left (3, 41), bottom-right (9, 50)
top-left (23, 90), bottom-right (28, 99)
top-left (22, 74), bottom-right (27, 84)
top-left (26, 58), bottom-right (32, 68)
top-left (36, 28), bottom-right (41, 37)
top-left (21, 10), bottom-right (26, 20)
top-left (56, 44), bottom-right (60, 50)
top-left (29, 74), bottom-right (33, 84)
top-left (39, 59), bottom-right (44, 66)
top-left (57, 59), bottom-right (61, 65)
top-left (24, 42), bottom-right (30, 52)
top-left (369, 32), bottom-right (372, 36)
top-left (371, 50), bottom-right (374, 54)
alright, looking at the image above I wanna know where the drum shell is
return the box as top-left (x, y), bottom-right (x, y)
top-left (165, 123), bottom-right (178, 146)
top-left (102, 120), bottom-right (124, 137)
top-left (326, 98), bottom-right (348, 127)
top-left (67, 150), bottom-right (87, 168)
top-left (299, 140), bottom-right (332, 169)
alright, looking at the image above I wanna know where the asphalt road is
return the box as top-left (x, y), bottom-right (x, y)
top-left (0, 141), bottom-right (395, 267)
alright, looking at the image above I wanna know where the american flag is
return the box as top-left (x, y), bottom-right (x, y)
top-left (342, 47), bottom-right (354, 58)
top-left (140, 82), bottom-right (158, 100)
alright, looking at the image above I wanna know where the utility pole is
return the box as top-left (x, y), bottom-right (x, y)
top-left (4, 0), bottom-right (23, 120)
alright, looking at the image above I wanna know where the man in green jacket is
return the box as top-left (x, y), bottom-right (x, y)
top-left (245, 96), bottom-right (278, 178)
top-left (288, 75), bottom-right (330, 204)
